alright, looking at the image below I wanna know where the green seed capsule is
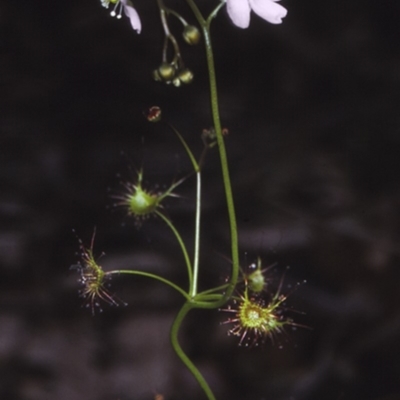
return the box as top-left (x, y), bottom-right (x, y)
top-left (183, 25), bottom-right (201, 45)
top-left (158, 63), bottom-right (176, 81)
top-left (172, 77), bottom-right (181, 87)
top-left (178, 69), bottom-right (194, 84)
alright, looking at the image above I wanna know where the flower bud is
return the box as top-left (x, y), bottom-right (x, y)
top-left (172, 77), bottom-right (182, 87)
top-left (178, 68), bottom-right (194, 84)
top-left (182, 25), bottom-right (201, 45)
top-left (158, 63), bottom-right (176, 81)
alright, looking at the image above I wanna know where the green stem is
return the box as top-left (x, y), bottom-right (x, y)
top-left (194, 293), bottom-right (224, 302)
top-left (170, 302), bottom-right (216, 400)
top-left (164, 122), bottom-right (201, 298)
top-left (167, 123), bottom-right (200, 172)
top-left (163, 3), bottom-right (241, 400)
top-left (202, 27), bottom-right (239, 301)
top-left (197, 283), bottom-right (229, 297)
top-left (191, 171), bottom-right (201, 297)
top-left (109, 270), bottom-right (189, 299)
top-left (185, 0), bottom-right (240, 303)
top-left (156, 210), bottom-right (193, 290)
top-left (157, 0), bottom-right (181, 65)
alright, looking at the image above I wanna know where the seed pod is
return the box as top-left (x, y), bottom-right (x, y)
top-left (158, 63), bottom-right (176, 81)
top-left (178, 68), bottom-right (194, 84)
top-left (183, 25), bottom-right (201, 45)
top-left (172, 77), bottom-right (182, 87)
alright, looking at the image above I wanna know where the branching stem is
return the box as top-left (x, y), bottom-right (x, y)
top-left (165, 2), bottom-right (241, 400)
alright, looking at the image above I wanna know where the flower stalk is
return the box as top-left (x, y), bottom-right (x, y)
top-left (74, 1), bottom-right (294, 399)
top-left (184, 0), bottom-right (240, 307)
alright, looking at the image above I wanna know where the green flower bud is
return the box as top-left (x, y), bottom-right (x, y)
top-left (178, 68), bottom-right (194, 84)
top-left (172, 77), bottom-right (182, 87)
top-left (182, 25), bottom-right (201, 45)
top-left (158, 63), bottom-right (176, 81)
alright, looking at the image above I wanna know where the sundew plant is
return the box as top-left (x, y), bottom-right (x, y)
top-left (73, 1), bottom-right (298, 399)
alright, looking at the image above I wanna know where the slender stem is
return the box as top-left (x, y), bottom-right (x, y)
top-left (194, 293), bottom-right (224, 302)
top-left (109, 270), bottom-right (190, 299)
top-left (185, 0), bottom-right (240, 302)
top-left (170, 302), bottom-right (216, 400)
top-left (159, 175), bottom-right (187, 201)
top-left (163, 4), bottom-right (241, 400)
top-left (166, 122), bottom-right (199, 172)
top-left (197, 283), bottom-right (229, 296)
top-left (159, 0), bottom-right (190, 27)
top-left (202, 28), bottom-right (239, 301)
top-left (191, 171), bottom-right (201, 297)
top-left (156, 210), bottom-right (193, 290)
top-left (184, 0), bottom-right (205, 24)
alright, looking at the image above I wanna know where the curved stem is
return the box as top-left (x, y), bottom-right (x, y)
top-left (167, 123), bottom-right (200, 172)
top-left (158, 0), bottom-right (182, 64)
top-left (170, 302), bottom-right (216, 400)
top-left (184, 0), bottom-right (205, 24)
top-left (109, 270), bottom-right (189, 299)
top-left (162, 4), bottom-right (241, 400)
top-left (156, 210), bottom-right (193, 290)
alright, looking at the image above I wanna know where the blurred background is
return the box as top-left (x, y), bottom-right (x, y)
top-left (1, 0), bottom-right (400, 399)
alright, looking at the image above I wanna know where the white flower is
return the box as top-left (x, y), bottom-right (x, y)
top-left (226, 0), bottom-right (287, 29)
top-left (102, 0), bottom-right (142, 33)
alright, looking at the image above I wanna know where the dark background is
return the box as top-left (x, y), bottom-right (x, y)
top-left (1, 0), bottom-right (400, 399)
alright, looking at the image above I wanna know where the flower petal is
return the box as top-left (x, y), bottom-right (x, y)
top-left (122, 0), bottom-right (142, 33)
top-left (249, 0), bottom-right (287, 24)
top-left (226, 0), bottom-right (251, 29)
